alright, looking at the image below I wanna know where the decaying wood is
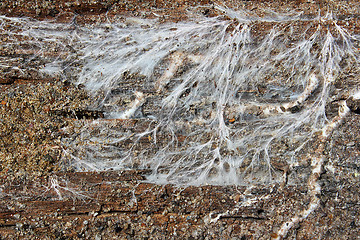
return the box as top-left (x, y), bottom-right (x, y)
top-left (1, 0), bottom-right (360, 239)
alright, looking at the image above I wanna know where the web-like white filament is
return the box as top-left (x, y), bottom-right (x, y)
top-left (1, 8), bottom-right (359, 187)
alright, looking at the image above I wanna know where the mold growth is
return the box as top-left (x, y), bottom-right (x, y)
top-left (1, 8), bottom-right (359, 186)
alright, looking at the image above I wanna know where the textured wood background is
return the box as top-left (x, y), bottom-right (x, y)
top-left (1, 1), bottom-right (360, 239)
